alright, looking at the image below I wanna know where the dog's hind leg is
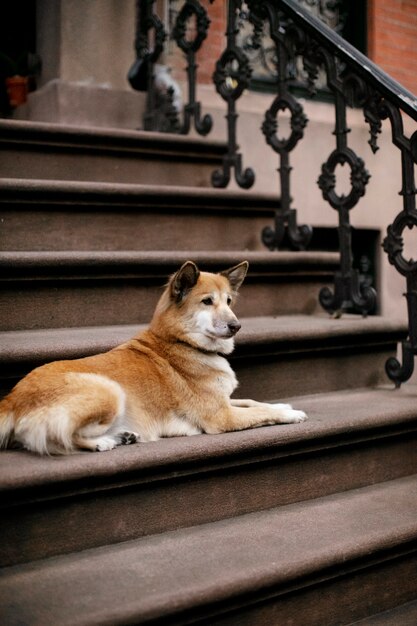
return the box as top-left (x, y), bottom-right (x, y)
top-left (74, 428), bottom-right (140, 452)
top-left (69, 376), bottom-right (142, 450)
top-left (65, 373), bottom-right (128, 453)
top-left (10, 370), bottom-right (127, 454)
top-left (74, 424), bottom-right (119, 452)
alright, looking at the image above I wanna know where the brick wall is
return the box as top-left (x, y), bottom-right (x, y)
top-left (168, 0), bottom-right (225, 86)
top-left (196, 1), bottom-right (226, 84)
top-left (368, 0), bottom-right (417, 96)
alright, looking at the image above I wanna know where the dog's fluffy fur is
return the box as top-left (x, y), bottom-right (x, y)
top-left (0, 261), bottom-right (307, 455)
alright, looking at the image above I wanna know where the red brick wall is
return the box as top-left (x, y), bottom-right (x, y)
top-left (168, 1), bottom-right (226, 85)
top-left (196, 0), bottom-right (226, 84)
top-left (368, 0), bottom-right (417, 95)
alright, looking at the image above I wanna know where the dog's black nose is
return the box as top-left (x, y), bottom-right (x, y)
top-left (228, 321), bottom-right (241, 335)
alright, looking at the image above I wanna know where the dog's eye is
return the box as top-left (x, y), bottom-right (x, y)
top-left (227, 296), bottom-right (232, 305)
top-left (202, 297), bottom-right (213, 305)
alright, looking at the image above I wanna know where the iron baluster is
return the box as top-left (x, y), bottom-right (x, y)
top-left (318, 87), bottom-right (376, 316)
top-left (380, 99), bottom-right (417, 386)
top-left (385, 251), bottom-right (417, 387)
top-left (172, 0), bottom-right (213, 135)
top-left (249, 2), bottom-right (312, 250)
top-left (212, 0), bottom-right (255, 189)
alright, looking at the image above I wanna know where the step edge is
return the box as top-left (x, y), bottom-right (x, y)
top-left (0, 177), bottom-right (280, 204)
top-left (0, 249), bottom-right (340, 266)
top-left (0, 119), bottom-right (228, 155)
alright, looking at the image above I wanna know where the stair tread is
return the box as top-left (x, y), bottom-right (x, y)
top-left (1, 249), bottom-right (339, 271)
top-left (1, 385), bottom-right (416, 494)
top-left (0, 176), bottom-right (280, 206)
top-left (0, 314), bottom-right (407, 364)
top-left (0, 118), bottom-right (227, 153)
top-left (1, 475), bottom-right (417, 625)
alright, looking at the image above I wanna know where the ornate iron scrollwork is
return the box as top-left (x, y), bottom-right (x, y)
top-left (363, 93), bottom-right (383, 154)
top-left (172, 0), bottom-right (213, 135)
top-left (212, 0), bottom-right (255, 189)
top-left (318, 148), bottom-right (370, 211)
top-left (317, 144), bottom-right (373, 315)
top-left (293, 35), bottom-right (377, 316)
top-left (378, 100), bottom-right (417, 385)
top-left (129, 0), bottom-right (180, 132)
top-left (246, 1), bottom-right (312, 250)
top-left (260, 93), bottom-right (312, 250)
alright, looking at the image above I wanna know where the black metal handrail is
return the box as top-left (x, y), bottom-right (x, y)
top-left (130, 0), bottom-right (417, 387)
top-left (280, 0), bottom-right (417, 119)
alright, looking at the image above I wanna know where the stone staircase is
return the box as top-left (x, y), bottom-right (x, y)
top-left (1, 119), bottom-right (417, 625)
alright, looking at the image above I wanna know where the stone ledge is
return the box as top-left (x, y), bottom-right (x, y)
top-left (12, 79), bottom-right (147, 130)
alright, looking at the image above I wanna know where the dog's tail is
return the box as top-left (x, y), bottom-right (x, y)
top-left (0, 397), bottom-right (15, 449)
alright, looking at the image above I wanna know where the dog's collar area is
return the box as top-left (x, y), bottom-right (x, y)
top-left (175, 338), bottom-right (222, 356)
top-left (134, 330), bottom-right (228, 357)
top-left (175, 339), bottom-right (229, 357)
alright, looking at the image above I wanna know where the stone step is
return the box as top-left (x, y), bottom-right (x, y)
top-left (0, 120), bottom-right (226, 187)
top-left (0, 178), bottom-right (278, 251)
top-left (0, 315), bottom-right (406, 396)
top-left (1, 474), bottom-right (417, 625)
top-left (1, 384), bottom-right (416, 568)
top-left (0, 250), bottom-right (339, 331)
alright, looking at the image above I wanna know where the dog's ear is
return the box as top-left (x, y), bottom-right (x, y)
top-left (220, 261), bottom-right (249, 292)
top-left (170, 261), bottom-right (200, 303)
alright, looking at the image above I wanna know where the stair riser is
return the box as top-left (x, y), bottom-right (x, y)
top-left (1, 209), bottom-right (274, 251)
top-left (232, 345), bottom-right (394, 398)
top-left (192, 549), bottom-right (417, 626)
top-left (0, 279), bottom-right (329, 331)
top-left (2, 431), bottom-right (416, 567)
top-left (0, 148), bottom-right (219, 187)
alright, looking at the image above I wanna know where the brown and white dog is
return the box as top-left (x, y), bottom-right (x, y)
top-left (0, 261), bottom-right (307, 455)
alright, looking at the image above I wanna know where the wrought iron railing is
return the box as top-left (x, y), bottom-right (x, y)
top-left (129, 0), bottom-right (417, 387)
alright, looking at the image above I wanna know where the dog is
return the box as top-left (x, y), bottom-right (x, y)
top-left (0, 261), bottom-right (307, 455)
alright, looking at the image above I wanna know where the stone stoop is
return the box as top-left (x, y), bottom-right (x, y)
top-left (0, 178), bottom-right (279, 252)
top-left (1, 387), bottom-right (417, 570)
top-left (0, 120), bottom-right (226, 187)
top-left (1, 475), bottom-right (417, 625)
top-left (0, 122), bottom-right (416, 624)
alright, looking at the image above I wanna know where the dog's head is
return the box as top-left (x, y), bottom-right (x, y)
top-left (152, 261), bottom-right (249, 354)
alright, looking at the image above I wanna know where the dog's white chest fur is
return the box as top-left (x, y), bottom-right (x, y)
top-left (215, 356), bottom-right (238, 397)
top-left (201, 352), bottom-right (238, 397)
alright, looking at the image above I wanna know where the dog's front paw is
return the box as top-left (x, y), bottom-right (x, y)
top-left (117, 431), bottom-right (141, 445)
top-left (282, 409), bottom-right (308, 423)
